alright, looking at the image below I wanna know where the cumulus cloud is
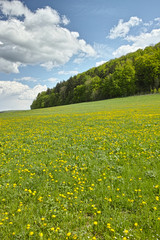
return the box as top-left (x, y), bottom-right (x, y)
top-left (113, 28), bottom-right (160, 57)
top-left (108, 16), bottom-right (142, 39)
top-left (0, 81), bottom-right (47, 110)
top-left (107, 16), bottom-right (160, 58)
top-left (18, 84), bottom-right (47, 100)
top-left (0, 0), bottom-right (30, 17)
top-left (0, 58), bottom-right (20, 73)
top-left (0, 0), bottom-right (96, 73)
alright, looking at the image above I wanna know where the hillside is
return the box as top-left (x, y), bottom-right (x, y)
top-left (1, 95), bottom-right (160, 239)
top-left (31, 42), bottom-right (160, 109)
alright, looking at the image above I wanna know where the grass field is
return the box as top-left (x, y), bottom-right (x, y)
top-left (0, 94), bottom-right (160, 240)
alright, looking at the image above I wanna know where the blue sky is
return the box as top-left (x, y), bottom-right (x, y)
top-left (0, 0), bottom-right (160, 111)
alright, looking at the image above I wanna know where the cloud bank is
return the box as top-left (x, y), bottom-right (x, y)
top-left (0, 0), bottom-right (96, 73)
top-left (108, 16), bottom-right (160, 57)
top-left (0, 81), bottom-right (47, 111)
top-left (113, 28), bottom-right (160, 57)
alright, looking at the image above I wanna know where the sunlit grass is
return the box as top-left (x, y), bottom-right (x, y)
top-left (0, 94), bottom-right (160, 239)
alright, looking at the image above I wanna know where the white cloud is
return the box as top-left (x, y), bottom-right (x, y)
top-left (14, 76), bottom-right (37, 82)
top-left (0, 58), bottom-right (20, 73)
top-left (73, 58), bottom-right (84, 64)
top-left (0, 81), bottom-right (29, 96)
top-left (40, 62), bottom-right (58, 71)
top-left (62, 15), bottom-right (70, 25)
top-left (143, 21), bottom-right (153, 27)
top-left (108, 16), bottom-right (142, 39)
top-left (0, 0), bottom-right (31, 17)
top-left (19, 84), bottom-right (47, 100)
top-left (58, 70), bottom-right (79, 75)
top-left (0, 81), bottom-right (47, 111)
top-left (95, 60), bottom-right (106, 67)
top-left (113, 28), bottom-right (160, 57)
top-left (0, 0), bottom-right (96, 73)
top-left (154, 18), bottom-right (160, 26)
top-left (155, 17), bottom-right (160, 22)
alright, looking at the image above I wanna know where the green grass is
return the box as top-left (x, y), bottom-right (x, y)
top-left (0, 94), bottom-right (160, 240)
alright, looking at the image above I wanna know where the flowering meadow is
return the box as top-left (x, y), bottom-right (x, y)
top-left (0, 95), bottom-right (160, 240)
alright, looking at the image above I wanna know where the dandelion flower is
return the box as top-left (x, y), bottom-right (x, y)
top-left (66, 232), bottom-right (71, 237)
top-left (124, 229), bottom-right (129, 234)
top-left (39, 232), bottom-right (43, 237)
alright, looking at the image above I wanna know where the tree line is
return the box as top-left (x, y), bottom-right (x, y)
top-left (31, 42), bottom-right (160, 109)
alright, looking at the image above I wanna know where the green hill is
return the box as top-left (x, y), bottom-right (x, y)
top-left (1, 94), bottom-right (160, 239)
top-left (31, 42), bottom-right (160, 109)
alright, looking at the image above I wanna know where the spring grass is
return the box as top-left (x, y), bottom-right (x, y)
top-left (0, 94), bottom-right (160, 240)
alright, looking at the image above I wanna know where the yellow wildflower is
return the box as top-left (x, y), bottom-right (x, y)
top-left (124, 229), bottom-right (129, 234)
top-left (66, 232), bottom-right (71, 237)
top-left (39, 232), bottom-right (43, 237)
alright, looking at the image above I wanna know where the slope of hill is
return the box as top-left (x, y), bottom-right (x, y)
top-left (31, 42), bottom-right (160, 109)
top-left (1, 94), bottom-right (160, 239)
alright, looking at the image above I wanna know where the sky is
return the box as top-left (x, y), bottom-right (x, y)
top-left (0, 0), bottom-right (160, 111)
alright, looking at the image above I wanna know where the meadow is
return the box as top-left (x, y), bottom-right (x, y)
top-left (0, 94), bottom-right (160, 240)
